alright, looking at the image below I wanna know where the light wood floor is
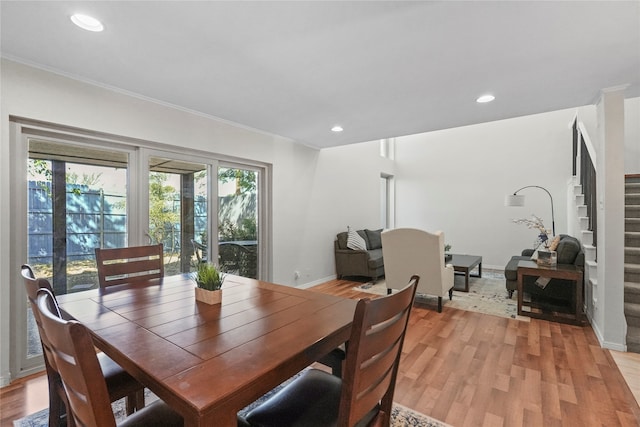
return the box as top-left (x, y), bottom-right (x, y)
top-left (2, 278), bottom-right (639, 427)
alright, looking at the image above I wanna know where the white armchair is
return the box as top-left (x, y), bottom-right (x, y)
top-left (381, 228), bottom-right (454, 312)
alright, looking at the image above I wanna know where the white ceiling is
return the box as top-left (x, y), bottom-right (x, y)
top-left (1, 1), bottom-right (639, 149)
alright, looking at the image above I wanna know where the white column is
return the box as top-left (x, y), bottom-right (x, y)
top-left (595, 87), bottom-right (627, 350)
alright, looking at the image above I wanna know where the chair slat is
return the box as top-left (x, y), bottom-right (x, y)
top-left (95, 244), bottom-right (164, 288)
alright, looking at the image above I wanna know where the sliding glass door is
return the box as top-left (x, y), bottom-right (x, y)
top-left (22, 139), bottom-right (130, 373)
top-left (27, 140), bottom-right (130, 294)
top-left (218, 165), bottom-right (259, 278)
top-left (13, 122), bottom-right (270, 380)
top-left (148, 156), bottom-right (209, 274)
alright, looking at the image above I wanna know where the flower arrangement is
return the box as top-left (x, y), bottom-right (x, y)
top-left (512, 214), bottom-right (552, 249)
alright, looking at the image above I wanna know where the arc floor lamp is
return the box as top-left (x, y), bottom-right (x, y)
top-left (505, 185), bottom-right (556, 236)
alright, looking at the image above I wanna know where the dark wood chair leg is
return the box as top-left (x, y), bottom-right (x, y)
top-left (125, 389), bottom-right (146, 414)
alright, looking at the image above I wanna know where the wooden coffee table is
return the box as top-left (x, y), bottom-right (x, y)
top-left (448, 254), bottom-right (482, 292)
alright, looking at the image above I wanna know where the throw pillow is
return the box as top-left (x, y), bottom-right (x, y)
top-left (365, 229), bottom-right (383, 249)
top-left (549, 235), bottom-right (561, 251)
top-left (557, 237), bottom-right (581, 264)
top-left (347, 227), bottom-right (367, 251)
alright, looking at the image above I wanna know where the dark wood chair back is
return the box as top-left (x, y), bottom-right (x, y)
top-left (95, 244), bottom-right (164, 288)
top-left (36, 289), bottom-right (119, 427)
top-left (21, 264), bottom-right (74, 427)
top-left (240, 275), bottom-right (419, 427)
top-left (340, 275), bottom-right (418, 426)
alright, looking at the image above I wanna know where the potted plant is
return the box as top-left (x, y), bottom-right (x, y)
top-left (193, 262), bottom-right (225, 304)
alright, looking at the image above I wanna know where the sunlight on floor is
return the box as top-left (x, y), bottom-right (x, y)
top-left (610, 350), bottom-right (640, 405)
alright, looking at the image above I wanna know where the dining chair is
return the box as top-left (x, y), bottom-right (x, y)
top-left (382, 228), bottom-right (454, 313)
top-left (95, 244), bottom-right (164, 288)
top-left (21, 265), bottom-right (145, 426)
top-left (238, 275), bottom-right (419, 427)
top-left (35, 288), bottom-right (184, 427)
top-left (191, 239), bottom-right (208, 264)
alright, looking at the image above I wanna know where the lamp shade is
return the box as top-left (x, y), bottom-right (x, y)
top-left (504, 194), bottom-right (525, 207)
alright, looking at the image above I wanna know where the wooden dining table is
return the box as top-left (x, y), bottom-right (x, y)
top-left (56, 274), bottom-right (358, 426)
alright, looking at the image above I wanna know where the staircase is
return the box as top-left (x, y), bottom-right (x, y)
top-left (624, 175), bottom-right (640, 353)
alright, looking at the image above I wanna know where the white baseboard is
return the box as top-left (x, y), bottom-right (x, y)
top-left (0, 372), bottom-right (11, 387)
top-left (296, 275), bottom-right (338, 289)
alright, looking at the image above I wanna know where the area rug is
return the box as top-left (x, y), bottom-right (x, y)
top-left (14, 369), bottom-right (450, 427)
top-left (354, 269), bottom-right (530, 321)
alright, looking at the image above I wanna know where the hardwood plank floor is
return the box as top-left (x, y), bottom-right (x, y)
top-left (314, 279), bottom-right (640, 426)
top-left (2, 278), bottom-right (639, 427)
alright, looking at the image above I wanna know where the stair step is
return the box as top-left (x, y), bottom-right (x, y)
top-left (628, 326), bottom-right (640, 353)
top-left (624, 302), bottom-right (640, 324)
top-left (586, 260), bottom-right (597, 278)
top-left (626, 263), bottom-right (640, 273)
top-left (573, 184), bottom-right (583, 195)
top-left (625, 282), bottom-right (640, 304)
top-left (577, 205), bottom-right (587, 217)
top-left (628, 326), bottom-right (640, 344)
top-left (626, 193), bottom-right (640, 204)
top-left (625, 272), bottom-right (640, 283)
top-left (581, 230), bottom-right (593, 246)
top-left (583, 244), bottom-right (597, 262)
top-left (626, 232), bottom-right (640, 247)
top-left (625, 281), bottom-right (640, 294)
top-left (627, 206), bottom-right (640, 219)
top-left (579, 216), bottom-right (590, 230)
top-left (627, 218), bottom-right (640, 232)
top-left (575, 194), bottom-right (585, 205)
top-left (625, 247), bottom-right (640, 264)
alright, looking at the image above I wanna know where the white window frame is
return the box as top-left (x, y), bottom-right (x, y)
top-left (8, 117), bottom-right (272, 381)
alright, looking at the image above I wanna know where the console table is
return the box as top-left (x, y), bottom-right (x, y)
top-left (517, 260), bottom-right (585, 325)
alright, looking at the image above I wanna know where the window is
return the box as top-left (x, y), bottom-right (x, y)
top-left (218, 165), bottom-right (259, 278)
top-left (10, 118), bottom-right (271, 379)
top-left (380, 174), bottom-right (394, 229)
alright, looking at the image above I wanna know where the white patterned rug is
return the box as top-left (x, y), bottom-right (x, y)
top-left (14, 369), bottom-right (451, 427)
top-left (354, 270), bottom-right (530, 321)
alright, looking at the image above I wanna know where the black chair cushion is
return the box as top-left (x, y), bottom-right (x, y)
top-left (244, 369), bottom-right (341, 427)
top-left (241, 369), bottom-right (377, 427)
top-left (119, 400), bottom-right (183, 427)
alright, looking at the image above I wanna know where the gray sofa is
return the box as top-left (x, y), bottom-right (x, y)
top-left (504, 234), bottom-right (584, 303)
top-left (334, 228), bottom-right (384, 282)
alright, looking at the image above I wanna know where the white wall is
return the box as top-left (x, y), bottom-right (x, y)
top-left (393, 107), bottom-right (595, 270)
top-left (0, 59), bottom-right (385, 383)
top-left (283, 142), bottom-right (394, 286)
top-left (2, 58), bottom-right (637, 383)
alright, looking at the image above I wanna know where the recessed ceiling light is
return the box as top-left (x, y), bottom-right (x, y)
top-left (71, 14), bottom-right (104, 32)
top-left (476, 94), bottom-right (495, 103)
top-left (331, 125), bottom-right (344, 132)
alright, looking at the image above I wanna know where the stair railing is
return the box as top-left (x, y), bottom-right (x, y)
top-left (572, 119), bottom-right (597, 257)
